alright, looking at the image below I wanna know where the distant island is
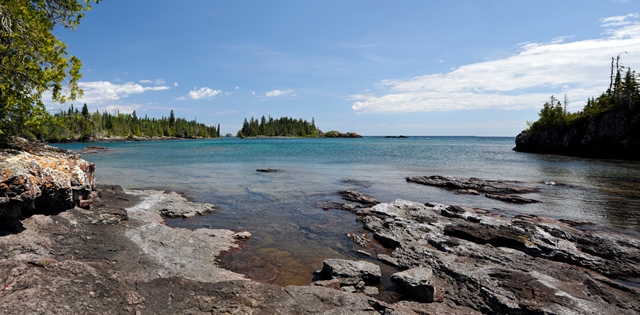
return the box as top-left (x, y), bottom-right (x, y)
top-left (16, 105), bottom-right (220, 143)
top-left (236, 116), bottom-right (362, 138)
top-left (514, 57), bottom-right (640, 160)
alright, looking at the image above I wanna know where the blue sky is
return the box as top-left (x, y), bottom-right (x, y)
top-left (50, 0), bottom-right (640, 136)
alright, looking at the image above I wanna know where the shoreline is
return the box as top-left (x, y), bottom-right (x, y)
top-left (2, 142), bottom-right (640, 314)
top-left (2, 183), bottom-right (639, 313)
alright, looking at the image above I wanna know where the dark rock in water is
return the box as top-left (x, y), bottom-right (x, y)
top-left (513, 110), bottom-right (640, 160)
top-left (256, 168), bottom-right (284, 172)
top-left (321, 259), bottom-right (382, 285)
top-left (391, 267), bottom-right (446, 302)
top-left (339, 190), bottom-right (379, 206)
top-left (79, 145), bottom-right (108, 154)
top-left (485, 193), bottom-right (540, 203)
top-left (406, 175), bottom-right (537, 194)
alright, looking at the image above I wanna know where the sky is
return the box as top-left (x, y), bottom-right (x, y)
top-left (50, 0), bottom-right (640, 136)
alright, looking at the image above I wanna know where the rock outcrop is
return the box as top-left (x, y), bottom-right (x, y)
top-left (352, 199), bottom-right (640, 314)
top-left (514, 109), bottom-right (640, 160)
top-left (1, 141), bottom-right (96, 220)
top-left (407, 175), bottom-right (541, 203)
top-left (320, 259), bottom-right (381, 286)
top-left (323, 131), bottom-right (363, 138)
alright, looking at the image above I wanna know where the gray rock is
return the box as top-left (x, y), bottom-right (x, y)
top-left (340, 190), bottom-right (379, 206)
top-left (406, 175), bottom-right (537, 194)
top-left (341, 286), bottom-right (356, 293)
top-left (485, 193), bottom-right (540, 203)
top-left (391, 267), bottom-right (445, 302)
top-left (321, 259), bottom-right (381, 285)
top-left (363, 286), bottom-right (379, 296)
top-left (311, 278), bottom-right (341, 290)
top-left (346, 199), bottom-right (640, 314)
top-left (347, 232), bottom-right (370, 247)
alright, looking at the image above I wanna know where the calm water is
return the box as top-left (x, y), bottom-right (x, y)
top-left (53, 137), bottom-right (640, 291)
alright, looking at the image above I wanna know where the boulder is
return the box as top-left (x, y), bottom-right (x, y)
top-left (1, 142), bottom-right (96, 219)
top-left (391, 267), bottom-right (445, 302)
top-left (321, 259), bottom-right (381, 285)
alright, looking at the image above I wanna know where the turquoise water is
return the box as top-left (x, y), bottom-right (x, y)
top-left (53, 137), bottom-right (640, 288)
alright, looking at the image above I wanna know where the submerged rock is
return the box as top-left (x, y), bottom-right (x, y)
top-left (406, 175), bottom-right (537, 194)
top-left (339, 190), bottom-right (379, 206)
top-left (256, 168), bottom-right (284, 172)
top-left (485, 193), bottom-right (540, 203)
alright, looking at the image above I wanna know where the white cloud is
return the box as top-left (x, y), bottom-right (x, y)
top-left (97, 104), bottom-right (141, 114)
top-left (189, 87), bottom-right (222, 100)
top-left (76, 81), bottom-right (170, 104)
top-left (225, 92), bottom-right (233, 96)
top-left (174, 82), bottom-right (179, 87)
top-left (265, 89), bottom-right (293, 97)
top-left (235, 86), bottom-right (240, 90)
top-left (252, 91), bottom-right (256, 95)
top-left (154, 78), bottom-right (166, 85)
top-left (350, 15), bottom-right (640, 114)
top-left (139, 79), bottom-right (153, 84)
top-left (600, 13), bottom-right (639, 27)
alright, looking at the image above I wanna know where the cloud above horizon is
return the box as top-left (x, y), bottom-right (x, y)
top-left (350, 13), bottom-right (640, 114)
top-left (74, 81), bottom-right (170, 105)
top-left (189, 87), bottom-right (222, 100)
top-left (265, 89), bottom-right (293, 97)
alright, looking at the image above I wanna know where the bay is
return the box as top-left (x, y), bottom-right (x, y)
top-left (53, 136), bottom-right (640, 288)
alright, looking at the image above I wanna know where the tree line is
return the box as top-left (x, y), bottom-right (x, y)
top-left (236, 116), bottom-right (322, 138)
top-left (27, 105), bottom-right (220, 142)
top-left (528, 57), bottom-right (640, 133)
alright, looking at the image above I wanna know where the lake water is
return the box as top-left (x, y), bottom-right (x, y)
top-left (53, 137), bottom-right (640, 293)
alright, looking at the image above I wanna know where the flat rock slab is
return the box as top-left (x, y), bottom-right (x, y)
top-left (406, 175), bottom-right (538, 194)
top-left (354, 199), bottom-right (640, 314)
top-left (485, 193), bottom-right (540, 203)
top-left (321, 259), bottom-right (382, 285)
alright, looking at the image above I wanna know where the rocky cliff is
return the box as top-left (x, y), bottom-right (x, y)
top-left (0, 139), bottom-right (96, 220)
top-left (514, 109), bottom-right (640, 160)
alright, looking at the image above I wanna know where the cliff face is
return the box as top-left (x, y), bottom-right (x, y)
top-left (0, 140), bottom-right (96, 219)
top-left (514, 109), bottom-right (640, 160)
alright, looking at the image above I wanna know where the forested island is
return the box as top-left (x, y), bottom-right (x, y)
top-left (514, 58), bottom-right (640, 160)
top-left (20, 105), bottom-right (220, 143)
top-left (236, 116), bottom-right (362, 138)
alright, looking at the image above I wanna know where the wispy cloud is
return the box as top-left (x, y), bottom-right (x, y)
top-left (97, 104), bottom-right (142, 114)
top-left (189, 87), bottom-right (222, 100)
top-left (350, 14), bottom-right (640, 114)
top-left (265, 89), bottom-right (293, 97)
top-left (600, 13), bottom-right (638, 27)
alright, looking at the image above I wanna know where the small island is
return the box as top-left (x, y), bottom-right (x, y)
top-left (236, 116), bottom-right (362, 138)
top-left (514, 58), bottom-right (640, 160)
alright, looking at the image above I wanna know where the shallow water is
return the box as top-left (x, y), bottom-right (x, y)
top-left (53, 137), bottom-right (640, 291)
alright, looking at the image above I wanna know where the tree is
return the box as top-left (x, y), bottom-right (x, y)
top-left (0, 0), bottom-right (100, 144)
top-left (169, 110), bottom-right (175, 127)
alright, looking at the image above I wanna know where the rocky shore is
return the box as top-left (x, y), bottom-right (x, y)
top-left (2, 143), bottom-right (639, 314)
top-left (513, 109), bottom-right (640, 160)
